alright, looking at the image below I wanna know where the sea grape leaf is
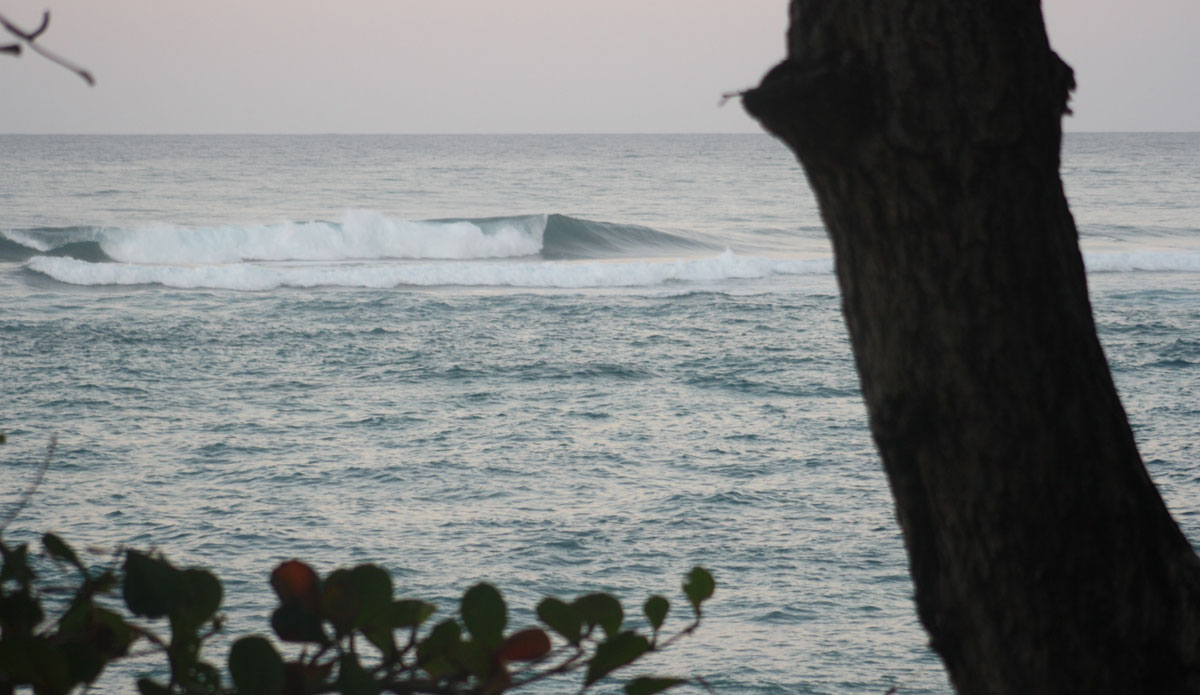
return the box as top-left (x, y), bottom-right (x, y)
top-left (461, 582), bottom-right (506, 650)
top-left (625, 676), bottom-right (689, 695)
top-left (497, 627), bottom-right (551, 662)
top-left (418, 618), bottom-right (462, 663)
top-left (270, 560), bottom-right (321, 609)
top-left (321, 569), bottom-right (359, 636)
top-left (537, 597), bottom-right (581, 645)
top-left (388, 599), bottom-right (436, 628)
top-left (337, 653), bottom-right (380, 695)
top-left (584, 631), bottom-right (650, 686)
top-left (271, 602), bottom-right (327, 644)
top-left (643, 595), bottom-right (669, 632)
top-left (123, 551), bottom-right (181, 619)
top-left (229, 636), bottom-right (284, 695)
top-left (172, 568), bottom-right (222, 632)
top-left (682, 567), bottom-right (714, 614)
top-left (452, 639), bottom-right (493, 681)
top-left (574, 593), bottom-right (624, 638)
top-left (350, 564), bottom-right (393, 627)
top-left (42, 532), bottom-right (83, 570)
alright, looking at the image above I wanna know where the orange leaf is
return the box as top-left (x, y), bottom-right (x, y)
top-left (271, 560), bottom-right (320, 608)
top-left (497, 628), bottom-right (552, 662)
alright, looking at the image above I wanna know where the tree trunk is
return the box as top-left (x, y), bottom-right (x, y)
top-left (743, 2), bottom-right (1200, 693)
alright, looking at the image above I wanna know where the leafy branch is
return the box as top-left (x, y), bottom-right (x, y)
top-left (0, 531), bottom-right (716, 695)
top-left (0, 9), bottom-right (94, 85)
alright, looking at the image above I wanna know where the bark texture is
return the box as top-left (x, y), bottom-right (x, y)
top-left (744, 2), bottom-right (1200, 693)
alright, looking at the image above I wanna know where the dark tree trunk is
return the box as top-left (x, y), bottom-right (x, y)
top-left (743, 2), bottom-right (1200, 693)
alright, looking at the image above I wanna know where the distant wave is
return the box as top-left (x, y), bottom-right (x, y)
top-left (2, 212), bottom-right (715, 265)
top-left (25, 251), bottom-right (829, 291)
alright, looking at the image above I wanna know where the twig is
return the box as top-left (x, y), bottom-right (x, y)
top-left (0, 10), bottom-right (94, 85)
top-left (0, 433), bottom-right (58, 532)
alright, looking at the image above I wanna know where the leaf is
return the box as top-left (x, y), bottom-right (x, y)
top-left (350, 564), bottom-right (393, 626)
top-left (123, 551), bottom-right (181, 619)
top-left (229, 636), bottom-right (284, 695)
top-left (625, 677), bottom-right (689, 695)
top-left (461, 583), bottom-right (507, 650)
top-left (497, 628), bottom-right (551, 662)
top-left (574, 593), bottom-right (624, 638)
top-left (418, 619), bottom-right (462, 663)
top-left (271, 602), bottom-right (327, 644)
top-left (643, 596), bottom-right (669, 632)
top-left (537, 597), bottom-right (581, 645)
top-left (682, 567), bottom-right (714, 614)
top-left (388, 599), bottom-right (436, 628)
top-left (270, 560), bottom-right (320, 609)
top-left (320, 569), bottom-right (359, 637)
top-left (337, 653), bottom-right (380, 695)
top-left (42, 532), bottom-right (83, 570)
top-left (172, 568), bottom-right (222, 632)
top-left (584, 631), bottom-right (650, 686)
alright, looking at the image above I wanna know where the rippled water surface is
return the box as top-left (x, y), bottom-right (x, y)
top-left (2, 134), bottom-right (1198, 694)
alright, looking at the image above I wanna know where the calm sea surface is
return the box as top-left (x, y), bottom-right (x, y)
top-left (2, 133), bottom-right (1199, 694)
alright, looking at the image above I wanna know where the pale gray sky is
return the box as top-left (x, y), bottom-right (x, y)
top-left (2, 0), bottom-right (1198, 133)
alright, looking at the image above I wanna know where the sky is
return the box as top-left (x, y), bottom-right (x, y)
top-left (1, 0), bottom-right (1198, 134)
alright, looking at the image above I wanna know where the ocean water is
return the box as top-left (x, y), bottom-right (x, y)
top-left (1, 133), bottom-right (1199, 694)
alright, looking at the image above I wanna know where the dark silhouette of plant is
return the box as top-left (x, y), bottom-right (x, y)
top-left (0, 529), bottom-right (713, 695)
top-left (0, 9), bottom-right (93, 84)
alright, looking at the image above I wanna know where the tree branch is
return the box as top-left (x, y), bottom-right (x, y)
top-left (0, 10), bottom-right (94, 85)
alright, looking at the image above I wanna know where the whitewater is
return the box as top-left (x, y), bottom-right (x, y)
top-left (2, 133), bottom-right (1199, 695)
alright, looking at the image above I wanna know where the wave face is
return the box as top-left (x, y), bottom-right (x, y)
top-left (3, 212), bottom-right (715, 266)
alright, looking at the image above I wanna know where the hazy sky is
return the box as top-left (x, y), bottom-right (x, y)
top-left (2, 0), bottom-right (1198, 133)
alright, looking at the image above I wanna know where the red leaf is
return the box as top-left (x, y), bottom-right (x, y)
top-left (271, 560), bottom-right (320, 608)
top-left (497, 628), bottom-right (552, 661)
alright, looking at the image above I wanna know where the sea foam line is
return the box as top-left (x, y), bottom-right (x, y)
top-left (26, 252), bottom-right (831, 291)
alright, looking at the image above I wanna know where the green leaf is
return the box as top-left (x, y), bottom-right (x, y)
top-left (337, 653), bottom-right (381, 695)
top-left (350, 564), bottom-right (393, 628)
top-left (172, 568), bottom-right (222, 632)
top-left (574, 593), bottom-right (624, 638)
top-left (229, 636), bottom-right (284, 695)
top-left (271, 602), bottom-right (327, 644)
top-left (418, 618), bottom-right (462, 663)
top-left (682, 567), bottom-right (714, 614)
top-left (461, 582), bottom-right (506, 650)
top-left (584, 631), bottom-right (650, 686)
top-left (388, 599), bottom-right (436, 628)
top-left (452, 639), bottom-right (493, 681)
top-left (363, 624), bottom-right (397, 660)
top-left (42, 532), bottom-right (83, 570)
top-left (626, 677), bottom-right (689, 695)
top-left (91, 606), bottom-right (135, 658)
top-left (643, 596), bottom-right (669, 632)
top-left (537, 597), bottom-right (581, 645)
top-left (123, 551), bottom-right (181, 619)
top-left (320, 569), bottom-right (359, 636)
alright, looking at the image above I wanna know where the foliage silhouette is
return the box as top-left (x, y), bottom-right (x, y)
top-left (0, 526), bottom-right (713, 695)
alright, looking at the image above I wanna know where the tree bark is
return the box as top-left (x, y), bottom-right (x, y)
top-left (743, 2), bottom-right (1200, 693)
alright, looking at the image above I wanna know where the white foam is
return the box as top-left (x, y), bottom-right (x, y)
top-left (96, 212), bottom-right (546, 264)
top-left (27, 251), bottom-right (831, 291)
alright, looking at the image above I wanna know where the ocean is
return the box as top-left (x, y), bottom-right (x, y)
top-left (1, 133), bottom-right (1198, 694)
